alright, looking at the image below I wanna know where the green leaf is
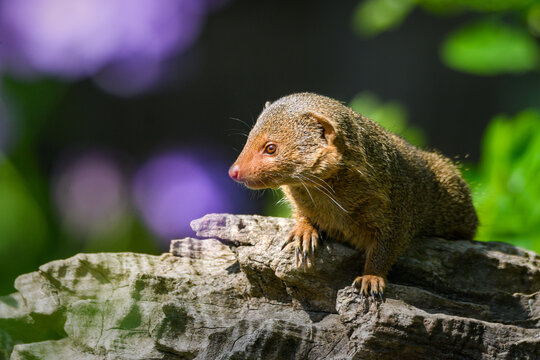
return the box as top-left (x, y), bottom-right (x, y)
top-left (441, 20), bottom-right (540, 75)
top-left (421, 0), bottom-right (534, 13)
top-left (528, 3), bottom-right (540, 36)
top-left (471, 109), bottom-right (540, 252)
top-left (353, 0), bottom-right (415, 37)
top-left (264, 189), bottom-right (292, 218)
top-left (0, 156), bottom-right (49, 294)
top-left (460, 0), bottom-right (534, 12)
top-left (350, 92), bottom-right (427, 147)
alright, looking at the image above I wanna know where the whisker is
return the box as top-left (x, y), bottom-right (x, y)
top-left (298, 174), bottom-right (349, 214)
top-left (229, 117), bottom-right (252, 130)
top-left (295, 175), bottom-right (315, 206)
top-left (311, 175), bottom-right (336, 194)
top-left (302, 174), bottom-right (336, 195)
top-left (226, 133), bottom-right (249, 138)
top-left (298, 174), bottom-right (334, 197)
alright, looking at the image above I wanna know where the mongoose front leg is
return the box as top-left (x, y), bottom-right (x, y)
top-left (281, 216), bottom-right (319, 268)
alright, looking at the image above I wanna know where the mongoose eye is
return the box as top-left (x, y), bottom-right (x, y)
top-left (264, 143), bottom-right (277, 155)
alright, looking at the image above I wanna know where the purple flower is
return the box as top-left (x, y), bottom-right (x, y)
top-left (0, 0), bottom-right (222, 94)
top-left (53, 152), bottom-right (128, 239)
top-left (133, 150), bottom-right (246, 240)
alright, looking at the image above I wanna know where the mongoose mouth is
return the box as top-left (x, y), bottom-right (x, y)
top-left (235, 176), bottom-right (280, 189)
top-left (229, 164), bottom-right (278, 189)
top-left (242, 179), bottom-right (274, 190)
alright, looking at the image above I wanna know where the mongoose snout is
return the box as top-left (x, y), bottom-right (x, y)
top-left (230, 92), bottom-right (478, 303)
top-left (228, 164), bottom-right (241, 181)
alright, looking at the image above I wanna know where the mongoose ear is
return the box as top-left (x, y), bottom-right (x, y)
top-left (307, 111), bottom-right (336, 146)
top-left (264, 101), bottom-right (271, 109)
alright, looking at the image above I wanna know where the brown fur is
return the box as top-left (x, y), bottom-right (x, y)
top-left (229, 93), bottom-right (478, 296)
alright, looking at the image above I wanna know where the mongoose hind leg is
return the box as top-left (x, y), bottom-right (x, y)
top-left (281, 216), bottom-right (319, 269)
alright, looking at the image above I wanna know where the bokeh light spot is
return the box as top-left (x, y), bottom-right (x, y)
top-left (53, 152), bottom-right (128, 239)
top-left (133, 150), bottom-right (233, 240)
top-left (0, 0), bottom-right (220, 94)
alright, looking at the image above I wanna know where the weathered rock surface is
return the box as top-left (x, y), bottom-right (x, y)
top-left (1, 213), bottom-right (539, 359)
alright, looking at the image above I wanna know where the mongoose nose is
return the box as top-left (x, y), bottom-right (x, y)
top-left (229, 165), bottom-right (241, 181)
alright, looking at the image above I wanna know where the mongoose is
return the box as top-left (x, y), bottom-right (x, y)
top-left (229, 93), bottom-right (478, 299)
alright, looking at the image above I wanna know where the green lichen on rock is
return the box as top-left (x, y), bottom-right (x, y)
top-left (1, 214), bottom-right (539, 359)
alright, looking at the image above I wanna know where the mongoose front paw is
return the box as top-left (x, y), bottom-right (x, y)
top-left (353, 275), bottom-right (385, 303)
top-left (281, 220), bottom-right (319, 269)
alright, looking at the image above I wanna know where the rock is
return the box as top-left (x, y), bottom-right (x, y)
top-left (1, 213), bottom-right (539, 359)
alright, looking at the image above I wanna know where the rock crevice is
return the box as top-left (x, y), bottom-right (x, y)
top-left (1, 214), bottom-right (539, 359)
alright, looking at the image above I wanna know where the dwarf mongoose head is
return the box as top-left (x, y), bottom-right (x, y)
top-left (229, 93), bottom-right (343, 189)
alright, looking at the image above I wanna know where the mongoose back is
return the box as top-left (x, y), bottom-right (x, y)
top-left (229, 92), bottom-right (478, 298)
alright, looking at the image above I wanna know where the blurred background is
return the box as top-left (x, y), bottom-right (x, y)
top-left (1, 0), bottom-right (540, 295)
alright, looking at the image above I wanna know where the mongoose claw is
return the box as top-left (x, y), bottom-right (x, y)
top-left (281, 237), bottom-right (291, 251)
top-left (352, 275), bottom-right (386, 304)
top-left (285, 220), bottom-right (319, 269)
